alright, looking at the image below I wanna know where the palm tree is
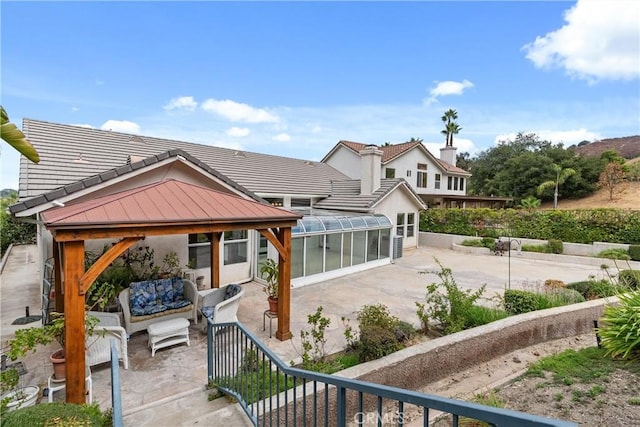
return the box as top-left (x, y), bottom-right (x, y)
top-left (537, 164), bottom-right (576, 209)
top-left (440, 109), bottom-right (461, 147)
top-left (1, 106), bottom-right (40, 163)
top-left (518, 196), bottom-right (541, 212)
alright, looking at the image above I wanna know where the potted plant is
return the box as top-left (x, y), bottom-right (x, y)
top-left (159, 251), bottom-right (182, 279)
top-left (259, 258), bottom-right (279, 313)
top-left (0, 366), bottom-right (39, 415)
top-left (6, 313), bottom-right (99, 380)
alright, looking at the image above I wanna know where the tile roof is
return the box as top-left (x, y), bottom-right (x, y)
top-left (9, 150), bottom-right (261, 215)
top-left (313, 178), bottom-right (426, 212)
top-left (19, 119), bottom-right (350, 200)
top-left (42, 179), bottom-right (301, 228)
top-left (331, 140), bottom-right (469, 174)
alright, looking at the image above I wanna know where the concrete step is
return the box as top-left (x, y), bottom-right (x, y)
top-left (122, 387), bottom-right (251, 426)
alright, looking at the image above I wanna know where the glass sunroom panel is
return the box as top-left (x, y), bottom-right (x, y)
top-left (352, 231), bottom-right (366, 265)
top-left (363, 216), bottom-right (379, 227)
top-left (301, 217), bottom-right (324, 233)
top-left (305, 235), bottom-right (324, 275)
top-left (325, 233), bottom-right (342, 271)
top-left (338, 218), bottom-right (354, 230)
top-left (292, 219), bottom-right (305, 234)
top-left (291, 238), bottom-right (304, 279)
top-left (342, 232), bottom-right (352, 267)
top-left (367, 230), bottom-right (380, 261)
top-left (350, 217), bottom-right (366, 229)
top-left (380, 228), bottom-right (391, 258)
top-left (320, 217), bottom-right (342, 231)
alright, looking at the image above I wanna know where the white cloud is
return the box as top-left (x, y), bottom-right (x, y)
top-left (494, 129), bottom-right (600, 146)
top-left (226, 127), bottom-right (250, 137)
top-left (164, 96), bottom-right (198, 112)
top-left (423, 138), bottom-right (477, 158)
top-left (201, 98), bottom-right (280, 123)
top-left (425, 79), bottom-right (474, 105)
top-left (272, 133), bottom-right (291, 142)
top-left (71, 107), bottom-right (79, 112)
top-left (523, 0), bottom-right (640, 82)
top-left (100, 120), bottom-right (140, 134)
top-left (96, 80), bottom-right (105, 86)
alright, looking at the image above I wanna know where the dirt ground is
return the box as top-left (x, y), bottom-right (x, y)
top-left (406, 333), bottom-right (640, 426)
top-left (541, 181), bottom-right (640, 210)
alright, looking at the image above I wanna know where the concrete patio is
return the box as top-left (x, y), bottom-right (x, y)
top-left (1, 243), bottom-right (606, 425)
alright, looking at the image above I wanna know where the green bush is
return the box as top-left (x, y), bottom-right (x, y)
top-left (597, 248), bottom-right (630, 260)
top-left (535, 288), bottom-right (585, 310)
top-left (1, 402), bottom-right (111, 427)
top-left (566, 281), bottom-right (592, 299)
top-left (619, 270), bottom-right (640, 289)
top-left (461, 239), bottom-right (483, 247)
top-left (358, 325), bottom-right (402, 362)
top-left (503, 290), bottom-right (538, 314)
top-left (419, 208), bottom-right (640, 245)
top-left (357, 304), bottom-right (398, 331)
top-left (628, 245), bottom-right (640, 261)
top-left (597, 290), bottom-right (640, 362)
top-left (547, 239), bottom-right (563, 254)
top-left (521, 244), bottom-right (550, 253)
top-left (463, 305), bottom-right (510, 329)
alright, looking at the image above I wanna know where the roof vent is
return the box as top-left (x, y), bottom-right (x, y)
top-left (129, 136), bottom-right (144, 143)
top-left (234, 151), bottom-right (246, 157)
top-left (305, 161), bottom-right (315, 167)
top-left (73, 154), bottom-right (90, 164)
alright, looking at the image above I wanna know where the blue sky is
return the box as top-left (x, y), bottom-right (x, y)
top-left (2, 1), bottom-right (639, 191)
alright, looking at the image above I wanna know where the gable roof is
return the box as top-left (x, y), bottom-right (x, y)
top-left (42, 179), bottom-right (301, 229)
top-left (313, 178), bottom-right (427, 212)
top-left (322, 140), bottom-right (470, 175)
top-left (19, 119), bottom-right (350, 200)
top-left (10, 149), bottom-right (264, 215)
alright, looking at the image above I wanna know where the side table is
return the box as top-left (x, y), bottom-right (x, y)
top-left (263, 310), bottom-right (277, 338)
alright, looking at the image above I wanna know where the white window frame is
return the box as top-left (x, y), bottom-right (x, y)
top-left (223, 230), bottom-right (249, 265)
top-left (396, 213), bottom-right (405, 237)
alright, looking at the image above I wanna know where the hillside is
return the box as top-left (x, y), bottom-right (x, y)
top-left (571, 135), bottom-right (640, 159)
top-left (541, 180), bottom-right (640, 210)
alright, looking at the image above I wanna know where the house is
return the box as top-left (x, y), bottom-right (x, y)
top-left (321, 140), bottom-right (473, 207)
top-left (11, 119), bottom-right (426, 293)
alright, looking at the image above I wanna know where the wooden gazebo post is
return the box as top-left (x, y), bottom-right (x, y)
top-left (276, 227), bottom-right (292, 340)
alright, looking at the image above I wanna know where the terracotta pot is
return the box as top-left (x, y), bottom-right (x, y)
top-left (268, 297), bottom-right (278, 314)
top-left (50, 349), bottom-right (66, 380)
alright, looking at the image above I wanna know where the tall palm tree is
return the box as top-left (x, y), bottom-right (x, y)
top-left (1, 106), bottom-right (40, 163)
top-left (537, 164), bottom-right (576, 209)
top-left (440, 109), bottom-right (461, 147)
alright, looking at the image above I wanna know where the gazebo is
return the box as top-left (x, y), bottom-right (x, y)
top-left (40, 179), bottom-right (301, 403)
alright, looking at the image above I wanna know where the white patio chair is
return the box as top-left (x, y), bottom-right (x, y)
top-left (86, 311), bottom-right (129, 369)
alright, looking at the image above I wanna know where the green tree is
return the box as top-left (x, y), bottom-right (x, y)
top-left (456, 151), bottom-right (472, 171)
top-left (1, 106), bottom-right (40, 163)
top-left (440, 109), bottom-right (461, 147)
top-left (537, 164), bottom-right (577, 209)
top-left (1, 194), bottom-right (36, 256)
top-left (519, 196), bottom-right (541, 211)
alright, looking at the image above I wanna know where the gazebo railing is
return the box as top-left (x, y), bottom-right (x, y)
top-left (204, 320), bottom-right (576, 427)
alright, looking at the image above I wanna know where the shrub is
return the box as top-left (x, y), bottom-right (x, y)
top-left (1, 402), bottom-right (111, 427)
top-left (619, 270), bottom-right (640, 289)
top-left (629, 245), bottom-right (640, 261)
top-left (463, 305), bottom-right (510, 329)
top-left (416, 259), bottom-right (486, 334)
top-left (597, 290), bottom-right (640, 362)
top-left (357, 303), bottom-right (398, 331)
top-left (597, 248), bottom-right (630, 260)
top-left (547, 239), bottom-right (563, 254)
top-left (544, 279), bottom-right (565, 289)
top-left (521, 244), bottom-right (550, 253)
top-left (461, 239), bottom-right (483, 247)
top-left (566, 281), bottom-right (592, 299)
top-left (358, 325), bottom-right (402, 362)
top-left (481, 237), bottom-right (496, 250)
top-left (299, 306), bottom-right (331, 369)
top-left (503, 289), bottom-right (538, 314)
top-left (535, 288), bottom-right (585, 310)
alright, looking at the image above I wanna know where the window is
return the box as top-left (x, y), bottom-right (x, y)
top-left (385, 168), bottom-right (396, 179)
top-left (396, 213), bottom-right (405, 236)
top-left (223, 230), bottom-right (248, 265)
top-left (407, 213), bottom-right (415, 237)
top-left (459, 178), bottom-right (464, 192)
top-left (454, 177), bottom-right (459, 191)
top-left (417, 171), bottom-right (427, 188)
top-left (189, 233), bottom-right (211, 268)
top-left (406, 170), bottom-right (411, 177)
top-left (435, 174), bottom-right (441, 190)
top-left (417, 163), bottom-right (427, 170)
top-left (265, 198), bottom-right (283, 207)
top-left (448, 176), bottom-right (453, 190)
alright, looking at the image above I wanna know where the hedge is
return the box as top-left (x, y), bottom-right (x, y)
top-left (419, 208), bottom-right (640, 244)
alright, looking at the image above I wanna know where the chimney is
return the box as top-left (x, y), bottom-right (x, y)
top-left (359, 145), bottom-right (383, 195)
top-left (440, 146), bottom-right (457, 166)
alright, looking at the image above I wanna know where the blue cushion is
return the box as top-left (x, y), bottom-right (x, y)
top-left (201, 306), bottom-right (215, 319)
top-left (172, 277), bottom-right (185, 302)
top-left (224, 284), bottom-right (241, 300)
top-left (130, 280), bottom-right (158, 316)
top-left (166, 299), bottom-right (191, 310)
top-left (156, 278), bottom-right (175, 306)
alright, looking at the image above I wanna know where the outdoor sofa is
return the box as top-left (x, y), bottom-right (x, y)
top-left (118, 277), bottom-right (198, 335)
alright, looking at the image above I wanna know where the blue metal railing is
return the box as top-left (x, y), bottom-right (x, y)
top-left (205, 320), bottom-right (576, 427)
top-left (110, 341), bottom-right (124, 427)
